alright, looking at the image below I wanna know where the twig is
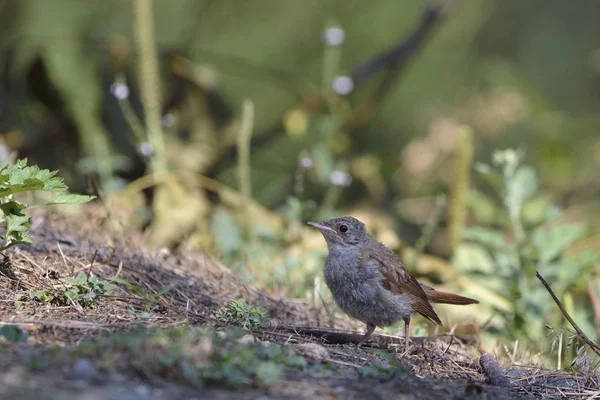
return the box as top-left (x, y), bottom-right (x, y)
top-left (350, 4), bottom-right (446, 85)
top-left (267, 325), bottom-right (477, 347)
top-left (536, 271), bottom-right (600, 358)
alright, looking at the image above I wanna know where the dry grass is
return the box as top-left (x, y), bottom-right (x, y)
top-left (0, 207), bottom-right (598, 399)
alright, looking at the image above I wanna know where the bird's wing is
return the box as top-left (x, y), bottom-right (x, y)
top-left (362, 243), bottom-right (442, 325)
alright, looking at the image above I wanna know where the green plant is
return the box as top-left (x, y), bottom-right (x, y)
top-left (0, 158), bottom-right (95, 251)
top-left (63, 272), bottom-right (116, 308)
top-left (15, 272), bottom-right (115, 309)
top-left (359, 348), bottom-right (403, 379)
top-left (216, 299), bottom-right (270, 331)
top-left (454, 149), bottom-right (599, 361)
top-left (74, 326), bottom-right (306, 388)
top-left (108, 277), bottom-right (172, 312)
top-left (0, 324), bottom-right (29, 343)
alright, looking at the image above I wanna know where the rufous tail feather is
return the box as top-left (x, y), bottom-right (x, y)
top-left (423, 289), bottom-right (479, 305)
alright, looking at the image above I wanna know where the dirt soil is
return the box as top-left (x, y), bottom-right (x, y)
top-left (1, 207), bottom-right (597, 399)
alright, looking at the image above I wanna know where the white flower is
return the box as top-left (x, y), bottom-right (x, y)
top-left (162, 113), bottom-right (175, 128)
top-left (332, 76), bottom-right (354, 96)
top-left (329, 170), bottom-right (352, 187)
top-left (139, 142), bottom-right (154, 157)
top-left (322, 27), bottom-right (345, 46)
top-left (299, 157), bottom-right (314, 169)
top-left (110, 83), bottom-right (130, 100)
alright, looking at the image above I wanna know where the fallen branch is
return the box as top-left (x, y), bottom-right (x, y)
top-left (264, 325), bottom-right (477, 347)
top-left (536, 271), bottom-right (600, 358)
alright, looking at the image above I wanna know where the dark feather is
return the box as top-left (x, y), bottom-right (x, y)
top-left (362, 243), bottom-right (442, 325)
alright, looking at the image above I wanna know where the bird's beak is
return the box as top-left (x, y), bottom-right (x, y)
top-left (307, 221), bottom-right (336, 234)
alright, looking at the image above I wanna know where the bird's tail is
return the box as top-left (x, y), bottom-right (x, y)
top-left (420, 284), bottom-right (479, 305)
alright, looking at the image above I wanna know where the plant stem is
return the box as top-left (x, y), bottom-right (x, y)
top-left (133, 0), bottom-right (167, 173)
top-left (114, 73), bottom-right (146, 144)
top-left (449, 125), bottom-right (473, 253)
top-left (237, 99), bottom-right (255, 203)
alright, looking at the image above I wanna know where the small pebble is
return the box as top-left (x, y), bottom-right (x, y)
top-left (237, 334), bottom-right (256, 344)
top-left (71, 358), bottom-right (105, 385)
top-left (293, 343), bottom-right (329, 362)
top-left (135, 384), bottom-right (151, 396)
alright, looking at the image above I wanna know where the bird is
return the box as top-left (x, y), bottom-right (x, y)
top-left (308, 216), bottom-right (478, 350)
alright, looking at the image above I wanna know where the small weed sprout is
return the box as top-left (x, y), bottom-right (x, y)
top-left (216, 299), bottom-right (269, 330)
top-left (108, 277), bottom-right (172, 312)
top-left (15, 272), bottom-right (115, 309)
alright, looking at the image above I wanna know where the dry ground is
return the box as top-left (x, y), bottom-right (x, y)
top-left (0, 207), bottom-right (597, 399)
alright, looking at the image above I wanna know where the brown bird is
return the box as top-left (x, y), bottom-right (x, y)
top-left (308, 216), bottom-right (479, 349)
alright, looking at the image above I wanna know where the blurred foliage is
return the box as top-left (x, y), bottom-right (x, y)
top-left (76, 326), bottom-right (308, 388)
top-left (454, 149), bottom-right (599, 366)
top-left (0, 0), bottom-right (599, 368)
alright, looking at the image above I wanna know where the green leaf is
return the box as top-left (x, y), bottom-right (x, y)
top-left (157, 286), bottom-right (173, 296)
top-left (64, 277), bottom-right (79, 285)
top-left (467, 190), bottom-right (499, 224)
top-left (64, 288), bottom-right (79, 300)
top-left (533, 223), bottom-right (587, 265)
top-left (106, 277), bottom-right (130, 286)
top-left (463, 227), bottom-right (507, 249)
top-left (452, 242), bottom-right (495, 273)
top-left (107, 277), bottom-right (145, 296)
top-left (76, 271), bottom-right (88, 285)
top-left (255, 361), bottom-right (280, 384)
top-left (0, 204), bottom-right (32, 250)
top-left (44, 193), bottom-right (96, 206)
top-left (211, 207), bottom-right (242, 256)
top-left (474, 162), bottom-right (504, 191)
top-left (0, 325), bottom-right (29, 342)
top-left (0, 159), bottom-right (67, 196)
top-left (504, 165), bottom-right (538, 220)
top-left (30, 290), bottom-right (53, 302)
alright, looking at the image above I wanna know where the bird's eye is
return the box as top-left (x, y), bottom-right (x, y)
top-left (339, 224), bottom-right (348, 233)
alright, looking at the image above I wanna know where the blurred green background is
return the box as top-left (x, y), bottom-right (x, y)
top-left (1, 0), bottom-right (599, 367)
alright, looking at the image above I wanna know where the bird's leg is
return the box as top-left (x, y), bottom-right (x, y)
top-left (403, 317), bottom-right (411, 353)
top-left (357, 323), bottom-right (376, 347)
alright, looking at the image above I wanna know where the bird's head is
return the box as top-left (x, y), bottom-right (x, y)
top-left (308, 216), bottom-right (367, 249)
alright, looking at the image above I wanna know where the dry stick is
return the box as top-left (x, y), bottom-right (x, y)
top-left (269, 325), bottom-right (477, 347)
top-left (536, 271), bottom-right (600, 358)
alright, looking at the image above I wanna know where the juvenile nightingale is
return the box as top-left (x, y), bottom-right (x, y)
top-left (308, 216), bottom-right (478, 349)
